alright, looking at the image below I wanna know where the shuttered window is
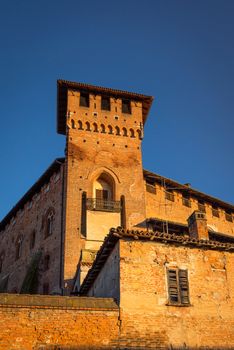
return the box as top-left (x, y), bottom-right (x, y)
top-left (167, 268), bottom-right (190, 306)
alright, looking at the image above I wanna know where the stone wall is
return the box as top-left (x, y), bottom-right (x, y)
top-left (0, 165), bottom-right (64, 295)
top-left (0, 294), bottom-right (119, 350)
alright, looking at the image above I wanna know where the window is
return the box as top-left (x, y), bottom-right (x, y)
top-left (79, 92), bottom-right (89, 107)
top-left (0, 253), bottom-right (4, 273)
top-left (44, 255), bottom-right (50, 271)
top-left (122, 99), bottom-right (131, 114)
top-left (225, 211), bottom-right (233, 222)
top-left (167, 268), bottom-right (190, 306)
top-left (165, 191), bottom-right (174, 202)
top-left (198, 200), bottom-right (206, 213)
top-left (45, 209), bottom-right (55, 238)
top-left (182, 194), bottom-right (191, 208)
top-left (15, 236), bottom-right (23, 260)
top-left (101, 96), bottom-right (110, 111)
top-left (146, 182), bottom-right (156, 194)
top-left (30, 230), bottom-right (36, 250)
top-left (212, 206), bottom-right (219, 218)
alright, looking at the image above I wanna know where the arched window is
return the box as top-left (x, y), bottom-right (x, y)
top-left (129, 128), bottom-right (135, 138)
top-left (71, 119), bottom-right (75, 129)
top-left (15, 236), bottom-right (23, 260)
top-left (77, 120), bottom-right (83, 130)
top-left (85, 121), bottom-right (91, 131)
top-left (100, 124), bottom-right (106, 133)
top-left (93, 173), bottom-right (115, 211)
top-left (122, 127), bottom-right (128, 137)
top-left (93, 122), bottom-right (98, 132)
top-left (115, 126), bottom-right (120, 136)
top-left (107, 125), bottom-right (113, 134)
top-left (45, 209), bottom-right (55, 238)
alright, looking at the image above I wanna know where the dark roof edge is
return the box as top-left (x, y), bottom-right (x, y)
top-left (143, 169), bottom-right (234, 210)
top-left (0, 158), bottom-right (65, 231)
top-left (79, 227), bottom-right (234, 295)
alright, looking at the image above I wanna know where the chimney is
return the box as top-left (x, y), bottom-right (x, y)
top-left (187, 211), bottom-right (209, 240)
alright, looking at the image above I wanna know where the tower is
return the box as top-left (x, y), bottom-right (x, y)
top-left (57, 80), bottom-right (153, 292)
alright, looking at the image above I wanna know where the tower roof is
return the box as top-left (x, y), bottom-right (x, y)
top-left (57, 80), bottom-right (154, 135)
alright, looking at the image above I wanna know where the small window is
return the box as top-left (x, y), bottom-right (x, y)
top-left (225, 211), bottom-right (233, 222)
top-left (45, 210), bottom-right (55, 238)
top-left (212, 206), bottom-right (219, 218)
top-left (44, 255), bottom-right (50, 271)
top-left (15, 236), bottom-right (23, 260)
top-left (0, 254), bottom-right (4, 273)
top-left (198, 201), bottom-right (206, 213)
top-left (165, 191), bottom-right (174, 202)
top-left (101, 96), bottom-right (110, 111)
top-left (146, 182), bottom-right (156, 194)
top-left (79, 92), bottom-right (89, 107)
top-left (30, 230), bottom-right (36, 250)
top-left (167, 268), bottom-right (190, 306)
top-left (182, 195), bottom-right (191, 208)
top-left (122, 99), bottom-right (131, 114)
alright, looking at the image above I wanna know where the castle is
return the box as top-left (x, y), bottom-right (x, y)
top-left (0, 80), bottom-right (233, 349)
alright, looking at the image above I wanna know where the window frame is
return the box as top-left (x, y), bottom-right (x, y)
top-left (167, 268), bottom-right (190, 306)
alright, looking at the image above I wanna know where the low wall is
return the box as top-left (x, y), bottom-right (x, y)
top-left (0, 294), bottom-right (119, 350)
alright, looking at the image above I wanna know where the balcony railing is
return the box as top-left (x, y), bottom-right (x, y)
top-left (86, 198), bottom-right (121, 213)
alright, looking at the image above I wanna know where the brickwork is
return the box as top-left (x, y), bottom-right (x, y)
top-left (80, 228), bottom-right (234, 348)
top-left (0, 294), bottom-right (119, 350)
top-left (0, 164), bottom-right (64, 294)
top-left (145, 182), bottom-right (234, 236)
top-left (62, 89), bottom-right (147, 289)
top-left (118, 239), bottom-right (234, 349)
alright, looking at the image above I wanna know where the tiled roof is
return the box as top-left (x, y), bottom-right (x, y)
top-left (57, 80), bottom-right (154, 134)
top-left (0, 158), bottom-right (65, 231)
top-left (79, 227), bottom-right (234, 295)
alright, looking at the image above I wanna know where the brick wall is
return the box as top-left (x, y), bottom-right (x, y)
top-left (118, 239), bottom-right (234, 349)
top-left (63, 89), bottom-right (146, 288)
top-left (0, 165), bottom-right (64, 294)
top-left (0, 294), bottom-right (119, 350)
top-left (145, 182), bottom-right (234, 236)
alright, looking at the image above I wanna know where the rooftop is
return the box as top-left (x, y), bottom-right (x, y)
top-left (57, 79), bottom-right (154, 134)
top-left (79, 227), bottom-right (234, 295)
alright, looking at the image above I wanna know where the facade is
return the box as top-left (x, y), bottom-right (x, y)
top-left (0, 80), bottom-right (234, 298)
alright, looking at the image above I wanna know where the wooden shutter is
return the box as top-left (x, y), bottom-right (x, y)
top-left (179, 269), bottom-right (190, 304)
top-left (167, 269), bottom-right (179, 304)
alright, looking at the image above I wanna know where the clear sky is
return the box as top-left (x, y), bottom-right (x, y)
top-left (0, 0), bottom-right (233, 220)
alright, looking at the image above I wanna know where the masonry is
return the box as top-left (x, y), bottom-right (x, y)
top-left (0, 80), bottom-right (234, 349)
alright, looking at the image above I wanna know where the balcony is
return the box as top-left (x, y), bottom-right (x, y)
top-left (86, 198), bottom-right (121, 213)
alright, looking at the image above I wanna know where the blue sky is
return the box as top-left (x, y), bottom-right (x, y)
top-left (0, 0), bottom-right (233, 220)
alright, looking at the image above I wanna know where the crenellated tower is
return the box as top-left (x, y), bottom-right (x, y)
top-left (57, 80), bottom-right (153, 292)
